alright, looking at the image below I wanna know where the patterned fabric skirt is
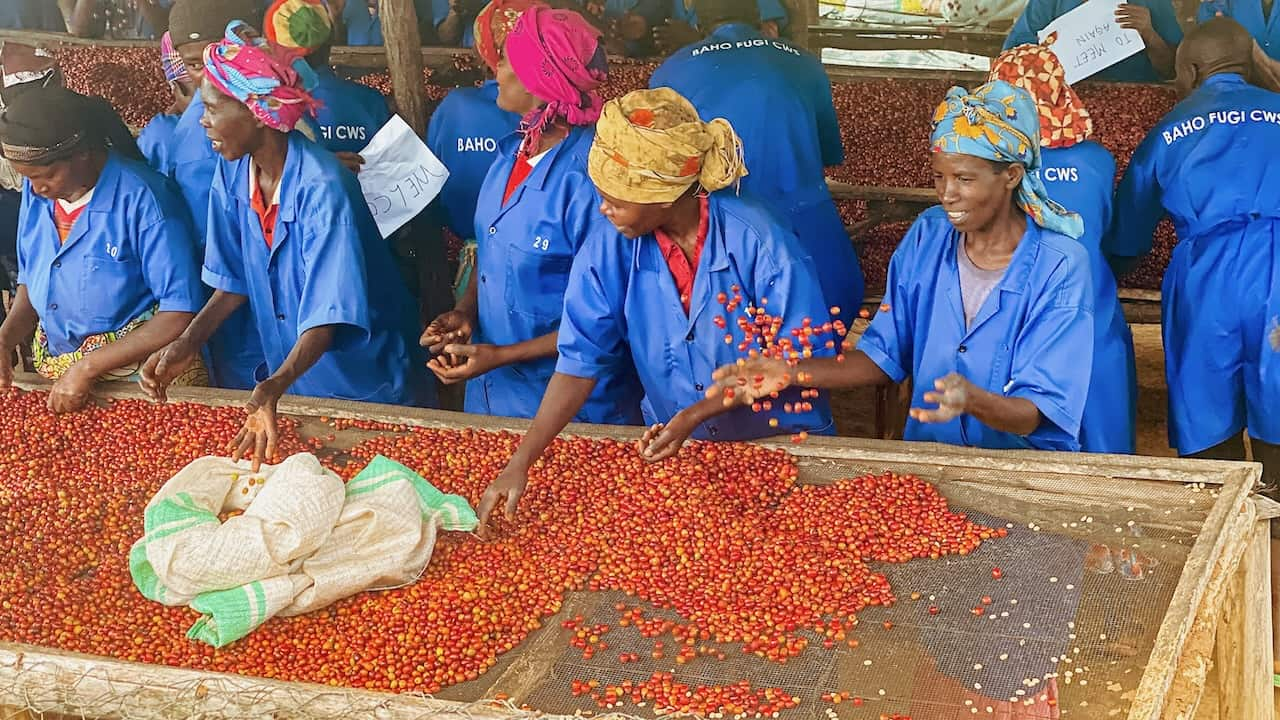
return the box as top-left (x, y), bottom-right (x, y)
top-left (33, 306), bottom-right (208, 386)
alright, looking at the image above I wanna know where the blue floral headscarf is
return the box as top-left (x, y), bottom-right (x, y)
top-left (930, 80), bottom-right (1083, 239)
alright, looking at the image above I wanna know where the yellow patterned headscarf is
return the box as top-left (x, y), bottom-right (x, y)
top-left (588, 88), bottom-right (747, 205)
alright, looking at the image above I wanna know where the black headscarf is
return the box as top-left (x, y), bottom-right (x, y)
top-left (0, 87), bottom-right (142, 166)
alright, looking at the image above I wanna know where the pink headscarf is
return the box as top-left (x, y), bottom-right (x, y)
top-left (203, 21), bottom-right (321, 138)
top-left (504, 6), bottom-right (607, 152)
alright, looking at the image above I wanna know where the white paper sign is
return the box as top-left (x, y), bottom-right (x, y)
top-left (356, 115), bottom-right (450, 239)
top-left (1037, 0), bottom-right (1145, 85)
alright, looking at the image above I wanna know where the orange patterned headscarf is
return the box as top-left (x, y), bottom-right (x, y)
top-left (988, 44), bottom-right (1092, 149)
top-left (473, 0), bottom-right (545, 73)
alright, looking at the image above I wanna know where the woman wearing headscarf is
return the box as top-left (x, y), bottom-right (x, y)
top-left (713, 81), bottom-right (1096, 451)
top-left (990, 44), bottom-right (1136, 454)
top-left (263, 0), bottom-right (390, 163)
top-left (157, 0), bottom-right (267, 392)
top-left (138, 32), bottom-right (198, 172)
top-left (0, 86), bottom-right (206, 413)
top-left (422, 5), bottom-right (644, 426)
top-left (425, 0), bottom-right (530, 299)
top-left (140, 21), bottom-right (433, 471)
top-left (474, 87), bottom-right (834, 529)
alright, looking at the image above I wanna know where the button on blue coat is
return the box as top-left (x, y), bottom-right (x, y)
top-left (557, 193), bottom-right (834, 441)
top-left (160, 93), bottom-right (266, 390)
top-left (1199, 0), bottom-right (1280, 59)
top-left (858, 207), bottom-right (1095, 451)
top-left (202, 132), bottom-right (434, 407)
top-left (1038, 141), bottom-right (1136, 453)
top-left (425, 80), bottom-right (520, 239)
top-left (468, 126), bottom-right (644, 424)
top-left (1003, 0), bottom-right (1183, 82)
top-left (1107, 73), bottom-right (1280, 454)
top-left (650, 23), bottom-right (863, 329)
top-left (311, 67), bottom-right (391, 154)
top-left (16, 153), bottom-right (205, 354)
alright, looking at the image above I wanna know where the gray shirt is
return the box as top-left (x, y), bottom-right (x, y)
top-left (957, 242), bottom-right (1007, 328)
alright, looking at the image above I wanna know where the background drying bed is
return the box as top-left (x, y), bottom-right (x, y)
top-left (0, 379), bottom-right (1258, 720)
top-left (56, 47), bottom-right (1179, 292)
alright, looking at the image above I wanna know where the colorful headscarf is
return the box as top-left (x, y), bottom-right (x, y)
top-left (473, 0), bottom-right (545, 73)
top-left (504, 6), bottom-right (608, 152)
top-left (930, 80), bottom-right (1082, 239)
top-left (988, 44), bottom-right (1092, 149)
top-left (588, 88), bottom-right (747, 204)
top-left (264, 0), bottom-right (334, 54)
top-left (203, 21), bottom-right (321, 139)
top-left (160, 31), bottom-right (190, 84)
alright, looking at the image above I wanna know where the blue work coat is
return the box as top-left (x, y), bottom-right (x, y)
top-left (468, 126), bottom-right (644, 424)
top-left (1199, 0), bottom-right (1280, 59)
top-left (0, 0), bottom-right (66, 30)
top-left (1107, 73), bottom-right (1280, 453)
top-left (16, 153), bottom-right (205, 354)
top-left (858, 207), bottom-right (1095, 451)
top-left (202, 132), bottom-right (433, 407)
top-left (650, 23), bottom-right (863, 328)
top-left (1039, 141), bottom-right (1136, 453)
top-left (557, 193), bottom-right (834, 441)
top-left (163, 92), bottom-right (266, 390)
top-left (1003, 0), bottom-right (1182, 82)
top-left (138, 113), bottom-right (180, 173)
top-left (343, 0), bottom-right (434, 45)
top-left (425, 80), bottom-right (520, 239)
top-left (669, 0), bottom-right (790, 28)
top-left (311, 67), bottom-right (391, 154)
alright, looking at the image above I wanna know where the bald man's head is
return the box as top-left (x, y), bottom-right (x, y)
top-left (1176, 17), bottom-right (1255, 95)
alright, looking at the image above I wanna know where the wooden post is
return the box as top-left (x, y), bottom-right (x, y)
top-left (790, 0), bottom-right (820, 53)
top-left (378, 0), bottom-right (428, 136)
top-left (1214, 519), bottom-right (1274, 720)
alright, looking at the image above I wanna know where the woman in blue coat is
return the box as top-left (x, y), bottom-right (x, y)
top-left (991, 44), bottom-right (1137, 454)
top-left (1107, 18), bottom-right (1280, 470)
top-left (154, 0), bottom-right (267, 391)
top-left (1003, 0), bottom-right (1182, 82)
top-left (264, 0), bottom-right (391, 161)
top-left (0, 87), bottom-right (206, 413)
top-left (138, 32), bottom-right (198, 172)
top-left (474, 88), bottom-right (834, 529)
top-left (714, 81), bottom-right (1096, 452)
top-left (648, 0), bottom-right (864, 330)
top-left (141, 22), bottom-right (432, 471)
top-left (422, 6), bottom-right (644, 425)
top-left (425, 0), bottom-right (525, 289)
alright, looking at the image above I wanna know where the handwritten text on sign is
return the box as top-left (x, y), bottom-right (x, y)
top-left (357, 115), bottom-right (450, 239)
top-left (1037, 0), bottom-right (1144, 85)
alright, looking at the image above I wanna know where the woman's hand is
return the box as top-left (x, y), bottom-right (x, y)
top-left (229, 379), bottom-right (284, 473)
top-left (47, 359), bottom-right (96, 414)
top-left (427, 343), bottom-right (506, 385)
top-left (0, 334), bottom-right (18, 390)
top-left (636, 418), bottom-right (695, 463)
top-left (420, 309), bottom-right (475, 354)
top-left (139, 335), bottom-right (199, 403)
top-left (334, 152), bottom-right (366, 175)
top-left (708, 357), bottom-right (795, 406)
top-left (475, 466), bottom-right (530, 538)
top-left (909, 372), bottom-right (973, 424)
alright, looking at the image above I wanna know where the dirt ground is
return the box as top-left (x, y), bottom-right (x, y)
top-left (829, 323), bottom-right (1175, 457)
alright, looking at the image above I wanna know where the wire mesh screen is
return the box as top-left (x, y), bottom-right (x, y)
top-left (508, 455), bottom-right (1207, 720)
top-left (0, 388), bottom-right (1230, 720)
